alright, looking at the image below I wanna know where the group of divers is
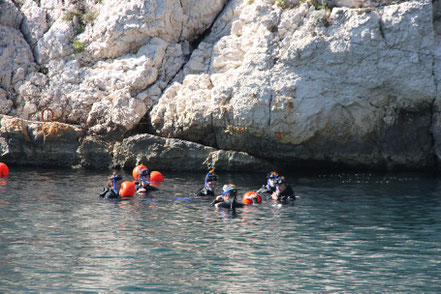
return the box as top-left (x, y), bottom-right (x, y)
top-left (99, 165), bottom-right (296, 210)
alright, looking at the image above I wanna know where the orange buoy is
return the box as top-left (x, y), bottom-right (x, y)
top-left (150, 171), bottom-right (164, 182)
top-left (242, 191), bottom-right (262, 205)
top-left (132, 164), bottom-right (147, 180)
top-left (119, 181), bottom-right (136, 197)
top-left (0, 162), bottom-right (9, 178)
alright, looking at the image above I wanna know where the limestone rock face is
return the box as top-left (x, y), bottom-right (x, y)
top-left (21, 0), bottom-right (49, 48)
top-left (2, 0), bottom-right (227, 137)
top-left (0, 25), bottom-right (37, 94)
top-left (0, 89), bottom-right (13, 114)
top-left (151, 0), bottom-right (438, 169)
top-left (79, 0), bottom-right (227, 60)
top-left (1, 0), bottom-right (440, 171)
top-left (0, 0), bottom-right (23, 29)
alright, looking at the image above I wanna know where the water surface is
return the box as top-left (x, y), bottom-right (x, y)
top-left (0, 168), bottom-right (440, 293)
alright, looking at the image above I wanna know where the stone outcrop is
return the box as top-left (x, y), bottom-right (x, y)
top-left (1, 0), bottom-right (440, 171)
top-left (112, 134), bottom-right (273, 171)
top-left (151, 0), bottom-right (439, 170)
top-left (2, 0), bottom-right (228, 135)
top-left (0, 114), bottom-right (82, 167)
top-left (0, 114), bottom-right (270, 171)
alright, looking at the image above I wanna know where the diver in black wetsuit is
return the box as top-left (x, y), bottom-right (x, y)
top-left (135, 168), bottom-right (159, 195)
top-left (256, 171), bottom-right (278, 196)
top-left (271, 176), bottom-right (296, 202)
top-left (195, 170), bottom-right (218, 196)
top-left (99, 173), bottom-right (123, 199)
top-left (211, 184), bottom-right (244, 210)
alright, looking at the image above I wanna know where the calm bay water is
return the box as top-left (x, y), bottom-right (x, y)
top-left (0, 167), bottom-right (440, 293)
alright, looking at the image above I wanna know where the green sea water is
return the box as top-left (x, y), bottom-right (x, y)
top-left (0, 167), bottom-right (440, 293)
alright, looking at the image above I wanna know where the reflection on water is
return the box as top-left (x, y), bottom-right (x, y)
top-left (0, 168), bottom-right (440, 292)
top-left (0, 178), bottom-right (7, 205)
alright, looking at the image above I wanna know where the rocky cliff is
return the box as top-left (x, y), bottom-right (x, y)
top-left (1, 0), bottom-right (440, 171)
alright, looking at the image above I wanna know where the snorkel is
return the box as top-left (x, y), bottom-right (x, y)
top-left (230, 191), bottom-right (236, 211)
top-left (267, 172), bottom-right (278, 188)
top-left (112, 172), bottom-right (119, 195)
top-left (205, 169), bottom-right (216, 191)
top-left (140, 174), bottom-right (149, 185)
top-left (139, 169), bottom-right (150, 186)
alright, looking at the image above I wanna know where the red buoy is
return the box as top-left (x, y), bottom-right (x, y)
top-left (119, 181), bottom-right (136, 197)
top-left (242, 191), bottom-right (262, 204)
top-left (0, 162), bottom-right (9, 178)
top-left (150, 171), bottom-right (164, 182)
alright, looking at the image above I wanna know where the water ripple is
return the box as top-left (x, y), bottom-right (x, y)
top-left (0, 169), bottom-right (440, 292)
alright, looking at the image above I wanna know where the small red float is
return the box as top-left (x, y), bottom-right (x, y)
top-left (119, 181), bottom-right (136, 197)
top-left (0, 162), bottom-right (9, 178)
top-left (150, 171), bottom-right (164, 182)
top-left (242, 191), bottom-right (262, 205)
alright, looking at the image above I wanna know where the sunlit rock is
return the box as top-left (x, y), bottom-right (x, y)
top-left (0, 0), bottom-right (440, 171)
top-left (0, 26), bottom-right (37, 96)
top-left (151, 0), bottom-right (437, 169)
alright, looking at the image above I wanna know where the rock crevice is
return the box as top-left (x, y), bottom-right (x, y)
top-left (1, 0), bottom-right (441, 171)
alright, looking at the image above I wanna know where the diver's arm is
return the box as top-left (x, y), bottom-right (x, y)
top-left (211, 195), bottom-right (224, 206)
top-left (99, 187), bottom-right (109, 198)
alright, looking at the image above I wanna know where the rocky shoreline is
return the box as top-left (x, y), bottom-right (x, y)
top-left (0, 114), bottom-right (275, 171)
top-left (0, 113), bottom-right (436, 172)
top-left (1, 0), bottom-right (441, 172)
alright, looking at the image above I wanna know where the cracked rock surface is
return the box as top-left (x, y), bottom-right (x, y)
top-left (0, 0), bottom-right (440, 171)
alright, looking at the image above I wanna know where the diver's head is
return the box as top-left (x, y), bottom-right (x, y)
top-left (274, 176), bottom-right (287, 192)
top-left (205, 170), bottom-right (218, 191)
top-left (132, 164), bottom-right (147, 180)
top-left (138, 168), bottom-right (151, 186)
top-left (108, 173), bottom-right (123, 191)
top-left (222, 184), bottom-right (238, 202)
top-left (267, 171), bottom-right (278, 188)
